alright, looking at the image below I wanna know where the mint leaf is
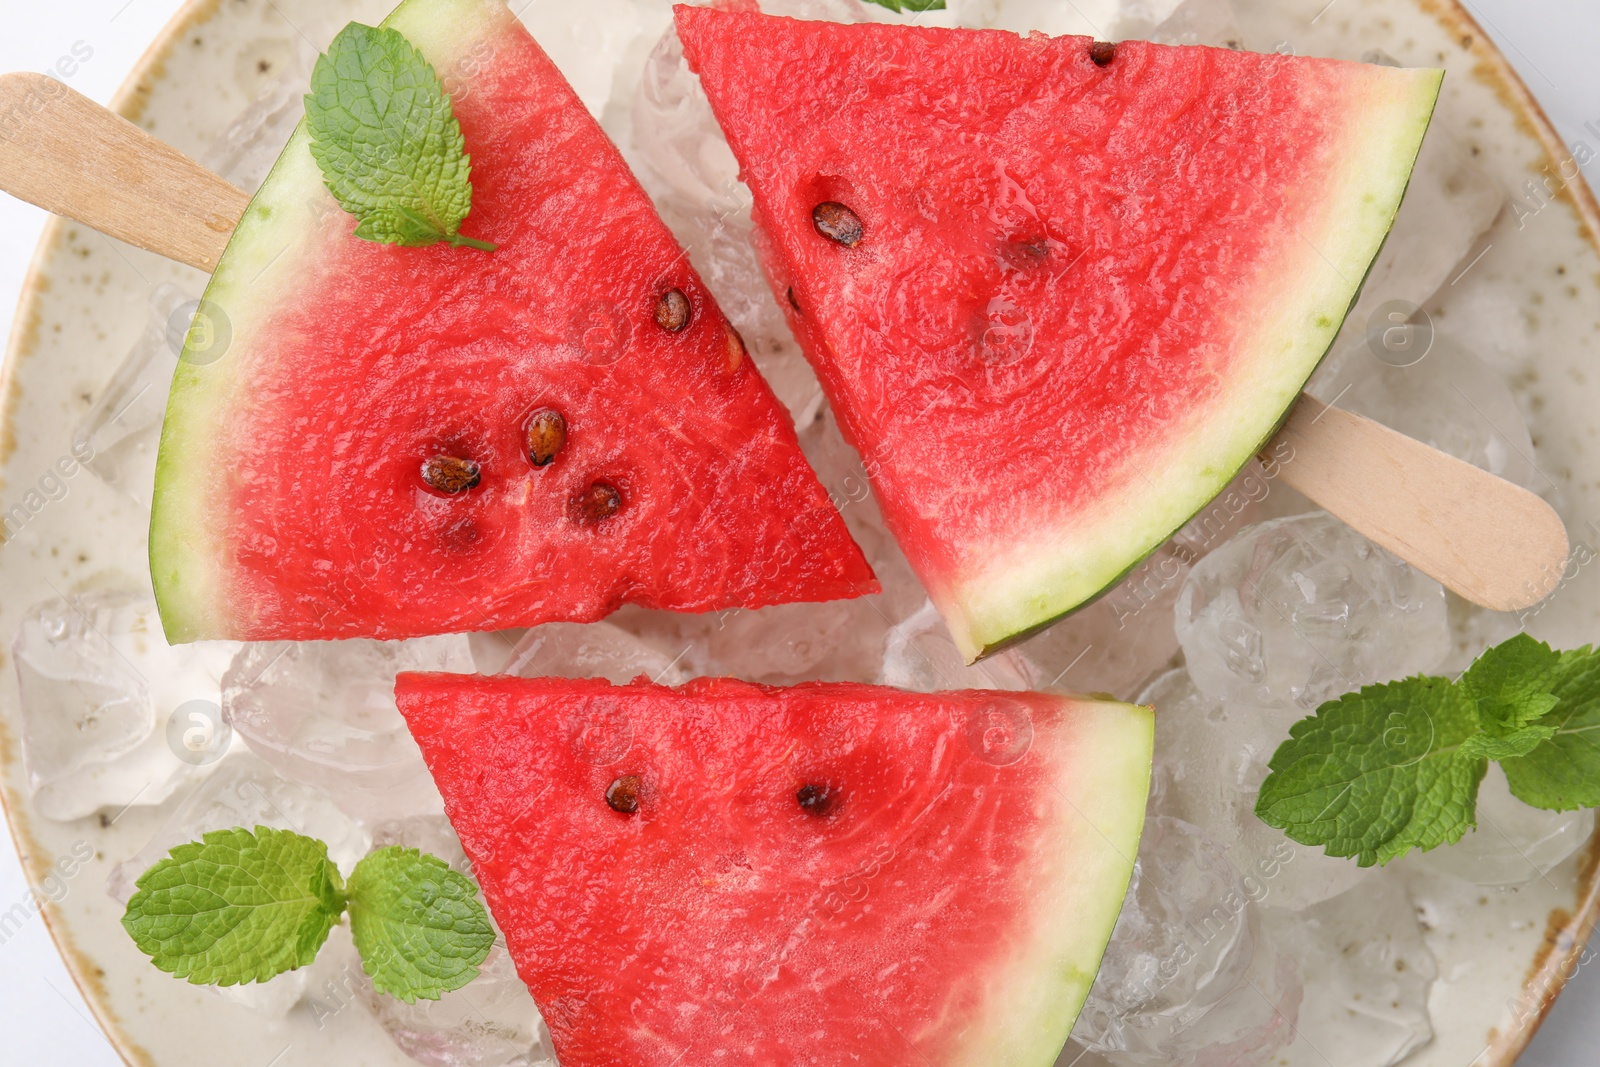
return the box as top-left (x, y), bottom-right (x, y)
top-left (1460, 724), bottom-right (1556, 761)
top-left (122, 827), bottom-right (345, 985)
top-left (862, 0), bottom-right (947, 11)
top-left (1255, 677), bottom-right (1486, 866)
top-left (1461, 632), bottom-right (1561, 732)
top-left (306, 23), bottom-right (495, 251)
top-left (346, 846), bottom-right (495, 1002)
top-left (1502, 646), bottom-right (1600, 810)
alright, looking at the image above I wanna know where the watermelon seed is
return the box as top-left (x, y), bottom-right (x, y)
top-left (654, 288), bottom-right (692, 333)
top-left (421, 455), bottom-right (481, 494)
top-left (812, 202), bottom-right (864, 247)
top-left (1089, 41), bottom-right (1117, 66)
top-left (796, 783), bottom-right (836, 816)
top-left (572, 481), bottom-right (623, 524)
top-left (787, 287), bottom-right (802, 315)
top-left (526, 408), bottom-right (567, 467)
top-left (606, 775), bottom-right (642, 814)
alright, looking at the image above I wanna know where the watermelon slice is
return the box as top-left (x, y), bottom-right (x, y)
top-left (676, 8), bottom-right (1442, 660)
top-left (149, 0), bottom-right (875, 642)
top-left (396, 673), bottom-right (1153, 1066)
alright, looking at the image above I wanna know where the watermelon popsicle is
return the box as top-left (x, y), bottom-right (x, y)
top-left (0, 4), bottom-right (1566, 654)
top-left (395, 671), bottom-right (1154, 1067)
top-left (0, 0), bottom-right (879, 643)
top-left (674, 6), bottom-right (1570, 661)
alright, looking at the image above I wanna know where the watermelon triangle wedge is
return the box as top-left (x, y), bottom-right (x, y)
top-left (149, 0), bottom-right (875, 643)
top-left (396, 672), bottom-right (1153, 1066)
top-left (676, 7), bottom-right (1442, 660)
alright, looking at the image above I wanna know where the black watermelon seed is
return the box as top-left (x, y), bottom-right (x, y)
top-left (572, 481), bottom-right (623, 524)
top-left (606, 775), bottom-right (642, 813)
top-left (787, 286), bottom-right (802, 314)
top-left (654, 288), bottom-right (692, 333)
top-left (812, 202), bottom-right (864, 247)
top-left (1089, 41), bottom-right (1117, 66)
top-left (796, 783), bottom-right (836, 816)
top-left (526, 408), bottom-right (567, 467)
top-left (422, 455), bottom-right (481, 493)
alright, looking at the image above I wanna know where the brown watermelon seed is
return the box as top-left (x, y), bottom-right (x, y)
top-left (421, 455), bottom-right (481, 493)
top-left (654, 288), bottom-right (692, 333)
top-left (796, 783), bottom-right (835, 816)
top-left (812, 202), bottom-right (864, 247)
top-left (787, 286), bottom-right (803, 315)
top-left (572, 480), bottom-right (622, 524)
top-left (526, 408), bottom-right (567, 467)
top-left (606, 775), bottom-right (642, 814)
top-left (1089, 40), bottom-right (1117, 66)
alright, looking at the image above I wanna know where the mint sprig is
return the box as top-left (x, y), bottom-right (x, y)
top-left (122, 827), bottom-right (345, 985)
top-left (123, 828), bottom-right (495, 1001)
top-left (347, 847), bottom-right (495, 1002)
top-left (862, 0), bottom-right (948, 10)
top-left (306, 23), bottom-right (495, 251)
top-left (1256, 634), bottom-right (1600, 866)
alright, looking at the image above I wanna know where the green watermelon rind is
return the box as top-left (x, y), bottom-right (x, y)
top-left (946, 66), bottom-right (1445, 661)
top-left (147, 0), bottom-right (513, 642)
top-left (974, 697), bottom-right (1153, 1067)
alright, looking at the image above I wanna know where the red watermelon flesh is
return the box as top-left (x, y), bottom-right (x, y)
top-left (148, 0), bottom-right (875, 643)
top-left (676, 8), bottom-right (1440, 660)
top-left (397, 673), bottom-right (1152, 1067)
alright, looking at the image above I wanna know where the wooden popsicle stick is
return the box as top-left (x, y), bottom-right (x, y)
top-left (0, 76), bottom-right (1571, 612)
top-left (0, 73), bottom-right (245, 272)
top-left (1266, 394), bottom-right (1568, 612)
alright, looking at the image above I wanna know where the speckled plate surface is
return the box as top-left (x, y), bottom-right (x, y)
top-left (2, 0), bottom-right (1599, 1064)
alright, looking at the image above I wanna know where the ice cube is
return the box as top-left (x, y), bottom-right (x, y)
top-left (504, 621), bottom-right (686, 686)
top-left (1262, 872), bottom-right (1437, 1067)
top-left (1308, 122), bottom-right (1504, 396)
top-left (1017, 542), bottom-right (1191, 701)
top-left (1115, 0), bottom-right (1245, 48)
top-left (200, 53), bottom-right (312, 193)
top-left (73, 62), bottom-right (317, 509)
top-left (370, 814), bottom-right (473, 877)
top-left (72, 285), bottom-right (196, 507)
top-left (1143, 669), bottom-right (1370, 909)
top-left (221, 636), bottom-right (473, 825)
top-left (359, 943), bottom-right (555, 1067)
top-left (106, 749), bottom-right (369, 904)
top-left (699, 600), bottom-right (890, 684)
top-left (1337, 334), bottom-right (1548, 495)
top-left (1071, 816), bottom-right (1302, 1066)
top-left (1175, 512), bottom-right (1450, 710)
top-left (13, 590), bottom-right (239, 821)
top-left (880, 601), bottom-right (1040, 692)
top-left (1404, 763), bottom-right (1595, 888)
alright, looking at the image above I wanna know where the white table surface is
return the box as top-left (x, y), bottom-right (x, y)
top-left (1, 1), bottom-right (1598, 1064)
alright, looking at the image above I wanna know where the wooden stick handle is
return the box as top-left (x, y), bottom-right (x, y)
top-left (0, 72), bottom-right (245, 272)
top-left (1267, 394), bottom-right (1568, 612)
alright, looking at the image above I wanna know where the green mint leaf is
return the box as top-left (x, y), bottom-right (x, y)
top-left (1254, 676), bottom-right (1486, 866)
top-left (346, 846), bottom-right (495, 1002)
top-left (861, 0), bottom-right (947, 11)
top-left (1459, 723), bottom-right (1557, 761)
top-left (1461, 632), bottom-right (1561, 732)
top-left (1501, 645), bottom-right (1600, 810)
top-left (305, 23), bottom-right (494, 251)
top-left (122, 827), bottom-right (345, 985)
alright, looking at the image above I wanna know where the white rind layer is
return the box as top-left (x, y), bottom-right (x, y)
top-left (950, 696), bottom-right (1153, 1066)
